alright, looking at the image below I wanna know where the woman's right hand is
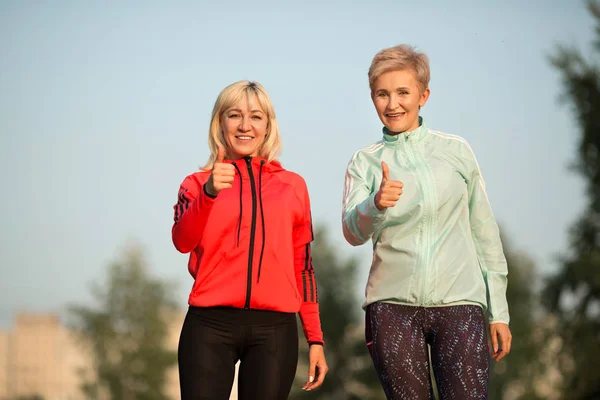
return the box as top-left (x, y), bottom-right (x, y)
top-left (205, 147), bottom-right (235, 197)
top-left (374, 161), bottom-right (403, 210)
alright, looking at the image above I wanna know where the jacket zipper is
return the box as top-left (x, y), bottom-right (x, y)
top-left (420, 161), bottom-right (437, 305)
top-left (405, 139), bottom-right (436, 305)
top-left (244, 156), bottom-right (258, 309)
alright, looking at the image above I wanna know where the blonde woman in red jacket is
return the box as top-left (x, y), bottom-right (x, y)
top-left (172, 80), bottom-right (328, 399)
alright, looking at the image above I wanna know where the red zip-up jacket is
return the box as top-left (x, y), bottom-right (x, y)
top-left (172, 156), bottom-right (323, 344)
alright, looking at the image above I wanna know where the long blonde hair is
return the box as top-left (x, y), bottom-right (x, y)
top-left (202, 80), bottom-right (282, 170)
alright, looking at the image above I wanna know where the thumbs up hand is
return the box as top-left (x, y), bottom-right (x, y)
top-left (374, 161), bottom-right (403, 210)
top-left (205, 147), bottom-right (236, 197)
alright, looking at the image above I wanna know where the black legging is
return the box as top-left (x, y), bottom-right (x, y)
top-left (366, 303), bottom-right (490, 400)
top-left (178, 306), bottom-right (298, 400)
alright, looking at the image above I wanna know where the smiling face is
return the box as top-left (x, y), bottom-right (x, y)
top-left (372, 69), bottom-right (430, 134)
top-left (221, 93), bottom-right (268, 159)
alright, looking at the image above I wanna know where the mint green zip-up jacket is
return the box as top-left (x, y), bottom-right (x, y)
top-left (342, 119), bottom-right (509, 324)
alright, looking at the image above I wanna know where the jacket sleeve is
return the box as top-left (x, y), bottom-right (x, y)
top-left (171, 175), bottom-right (217, 254)
top-left (342, 152), bottom-right (388, 246)
top-left (294, 180), bottom-right (324, 345)
top-left (465, 144), bottom-right (510, 325)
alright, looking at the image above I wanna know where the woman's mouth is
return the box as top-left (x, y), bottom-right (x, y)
top-left (386, 112), bottom-right (405, 118)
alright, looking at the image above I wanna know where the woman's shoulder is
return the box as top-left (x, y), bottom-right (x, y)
top-left (353, 140), bottom-right (386, 157)
top-left (273, 165), bottom-right (307, 186)
top-left (264, 161), bottom-right (310, 194)
top-left (428, 128), bottom-right (471, 148)
top-left (427, 128), bottom-right (481, 168)
top-left (428, 129), bottom-right (477, 155)
top-left (346, 141), bottom-right (386, 168)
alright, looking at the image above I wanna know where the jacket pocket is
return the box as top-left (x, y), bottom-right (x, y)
top-left (265, 248), bottom-right (301, 304)
top-left (192, 250), bottom-right (227, 292)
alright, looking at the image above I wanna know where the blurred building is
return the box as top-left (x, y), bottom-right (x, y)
top-left (0, 331), bottom-right (9, 399)
top-left (0, 313), bottom-right (89, 400)
top-left (0, 312), bottom-right (239, 400)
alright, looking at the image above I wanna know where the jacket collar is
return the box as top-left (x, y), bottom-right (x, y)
top-left (382, 116), bottom-right (428, 145)
top-left (228, 156), bottom-right (284, 177)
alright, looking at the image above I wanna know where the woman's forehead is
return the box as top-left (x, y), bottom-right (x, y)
top-left (246, 93), bottom-right (264, 112)
top-left (227, 92), bottom-right (265, 113)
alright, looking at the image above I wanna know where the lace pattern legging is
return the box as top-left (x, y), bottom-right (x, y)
top-left (365, 303), bottom-right (490, 400)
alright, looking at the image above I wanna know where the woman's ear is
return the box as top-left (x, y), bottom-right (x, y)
top-left (419, 87), bottom-right (431, 108)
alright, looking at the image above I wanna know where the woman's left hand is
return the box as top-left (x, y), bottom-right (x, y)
top-left (302, 344), bottom-right (328, 391)
top-left (490, 323), bottom-right (512, 362)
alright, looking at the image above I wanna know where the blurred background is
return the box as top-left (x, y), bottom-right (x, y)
top-left (1, 1), bottom-right (599, 399)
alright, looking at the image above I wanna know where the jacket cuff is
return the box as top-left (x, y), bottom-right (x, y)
top-left (368, 192), bottom-right (388, 218)
top-left (299, 302), bottom-right (324, 344)
top-left (203, 184), bottom-right (217, 199)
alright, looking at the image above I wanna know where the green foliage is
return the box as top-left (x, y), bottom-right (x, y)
top-left (68, 244), bottom-right (178, 400)
top-left (543, 1), bottom-right (600, 398)
top-left (488, 232), bottom-right (545, 400)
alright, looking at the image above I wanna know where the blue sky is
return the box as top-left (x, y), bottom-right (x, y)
top-left (0, 1), bottom-right (594, 326)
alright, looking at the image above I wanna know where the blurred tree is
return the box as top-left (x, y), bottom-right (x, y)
top-left (543, 1), bottom-right (600, 398)
top-left (68, 243), bottom-right (178, 400)
top-left (289, 225), bottom-right (386, 400)
top-left (487, 232), bottom-right (545, 400)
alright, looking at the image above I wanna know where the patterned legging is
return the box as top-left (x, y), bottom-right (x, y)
top-left (365, 303), bottom-right (490, 400)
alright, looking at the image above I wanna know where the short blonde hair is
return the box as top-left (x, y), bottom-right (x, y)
top-left (368, 44), bottom-right (430, 94)
top-left (202, 80), bottom-right (281, 170)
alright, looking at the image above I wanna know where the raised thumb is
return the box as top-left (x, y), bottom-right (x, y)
top-left (381, 161), bottom-right (390, 182)
top-left (216, 146), bottom-right (225, 164)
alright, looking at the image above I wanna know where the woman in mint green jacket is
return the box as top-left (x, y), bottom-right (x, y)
top-left (342, 44), bottom-right (512, 399)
